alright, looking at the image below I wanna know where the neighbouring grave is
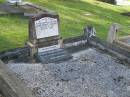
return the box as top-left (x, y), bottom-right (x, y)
top-left (0, 2), bottom-right (54, 17)
top-left (105, 23), bottom-right (130, 61)
top-left (99, 0), bottom-right (130, 5)
top-left (7, 0), bottom-right (22, 4)
top-left (27, 13), bottom-right (72, 63)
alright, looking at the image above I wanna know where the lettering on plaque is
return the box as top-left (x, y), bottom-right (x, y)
top-left (35, 17), bottom-right (59, 39)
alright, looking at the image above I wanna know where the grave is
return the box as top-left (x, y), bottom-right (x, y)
top-left (106, 23), bottom-right (130, 49)
top-left (27, 13), bottom-right (72, 64)
top-left (0, 1), bottom-right (130, 97)
top-left (105, 23), bottom-right (130, 60)
top-left (116, 0), bottom-right (130, 5)
top-left (0, 1), bottom-right (54, 17)
top-left (7, 0), bottom-right (22, 4)
top-left (0, 22), bottom-right (130, 97)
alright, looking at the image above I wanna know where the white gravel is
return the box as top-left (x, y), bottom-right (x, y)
top-left (7, 48), bottom-right (130, 97)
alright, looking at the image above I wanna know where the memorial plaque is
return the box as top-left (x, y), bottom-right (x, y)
top-left (28, 14), bottom-right (60, 56)
top-left (35, 17), bottom-right (59, 39)
top-left (29, 14), bottom-right (59, 42)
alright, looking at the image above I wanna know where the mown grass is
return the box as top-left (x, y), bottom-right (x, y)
top-left (0, 0), bottom-right (130, 52)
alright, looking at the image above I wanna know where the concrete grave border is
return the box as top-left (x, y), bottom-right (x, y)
top-left (115, 36), bottom-right (130, 51)
top-left (0, 60), bottom-right (35, 97)
top-left (0, 36), bottom-right (130, 64)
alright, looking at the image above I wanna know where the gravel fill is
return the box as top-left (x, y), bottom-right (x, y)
top-left (7, 48), bottom-right (130, 97)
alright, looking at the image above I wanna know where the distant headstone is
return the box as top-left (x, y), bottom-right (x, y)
top-left (27, 13), bottom-right (72, 63)
top-left (107, 23), bottom-right (120, 43)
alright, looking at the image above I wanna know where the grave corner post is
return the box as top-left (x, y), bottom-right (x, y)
top-left (27, 16), bottom-right (38, 59)
top-left (83, 25), bottom-right (96, 44)
top-left (107, 23), bottom-right (120, 44)
top-left (58, 37), bottom-right (64, 48)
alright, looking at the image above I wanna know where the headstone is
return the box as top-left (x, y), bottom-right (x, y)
top-left (107, 23), bottom-right (120, 43)
top-left (28, 14), bottom-right (60, 52)
top-left (27, 13), bottom-right (72, 63)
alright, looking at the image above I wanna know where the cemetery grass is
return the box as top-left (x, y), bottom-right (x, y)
top-left (0, 0), bottom-right (130, 52)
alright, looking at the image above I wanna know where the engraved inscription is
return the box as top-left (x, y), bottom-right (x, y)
top-left (35, 17), bottom-right (59, 39)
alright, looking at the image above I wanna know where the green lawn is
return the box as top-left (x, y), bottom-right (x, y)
top-left (0, 0), bottom-right (130, 52)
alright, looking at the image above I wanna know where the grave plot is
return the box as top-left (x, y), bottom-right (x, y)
top-left (0, 1), bottom-right (55, 17)
top-left (27, 13), bottom-right (72, 64)
top-left (5, 47), bottom-right (130, 97)
top-left (0, 4), bottom-right (130, 97)
top-left (0, 25), bottom-right (130, 97)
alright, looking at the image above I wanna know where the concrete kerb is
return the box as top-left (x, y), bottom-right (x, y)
top-left (90, 37), bottom-right (130, 63)
top-left (0, 36), bottom-right (130, 64)
top-left (0, 60), bottom-right (35, 97)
